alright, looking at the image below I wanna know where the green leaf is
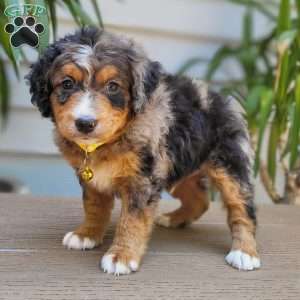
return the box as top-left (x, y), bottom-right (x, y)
top-left (27, 0), bottom-right (49, 53)
top-left (245, 86), bottom-right (264, 117)
top-left (277, 0), bottom-right (291, 35)
top-left (277, 29), bottom-right (297, 54)
top-left (0, 11), bottom-right (19, 77)
top-left (0, 58), bottom-right (10, 127)
top-left (242, 7), bottom-right (253, 48)
top-left (205, 46), bottom-right (237, 80)
top-left (254, 89), bottom-right (273, 174)
top-left (267, 118), bottom-right (280, 181)
top-left (62, 0), bottom-right (95, 26)
top-left (91, 0), bottom-right (104, 28)
top-left (47, 0), bottom-right (57, 39)
top-left (296, 0), bottom-right (300, 25)
top-left (275, 50), bottom-right (289, 106)
top-left (227, 0), bottom-right (277, 21)
top-left (61, 0), bottom-right (80, 25)
top-left (177, 57), bottom-right (208, 75)
top-left (289, 76), bottom-right (300, 168)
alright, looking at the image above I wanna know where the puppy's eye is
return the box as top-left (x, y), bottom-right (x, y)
top-left (106, 81), bottom-right (120, 95)
top-left (62, 78), bottom-right (74, 90)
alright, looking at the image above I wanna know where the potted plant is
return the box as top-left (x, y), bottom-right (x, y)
top-left (179, 0), bottom-right (300, 204)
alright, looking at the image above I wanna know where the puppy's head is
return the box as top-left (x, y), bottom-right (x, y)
top-left (27, 26), bottom-right (161, 146)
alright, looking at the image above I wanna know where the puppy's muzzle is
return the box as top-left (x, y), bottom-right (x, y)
top-left (75, 117), bottom-right (97, 134)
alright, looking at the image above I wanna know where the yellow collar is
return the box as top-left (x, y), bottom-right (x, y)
top-left (76, 142), bottom-right (105, 182)
top-left (76, 142), bottom-right (106, 153)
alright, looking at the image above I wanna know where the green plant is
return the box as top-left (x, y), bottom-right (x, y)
top-left (179, 0), bottom-right (300, 204)
top-left (0, 0), bottom-right (103, 125)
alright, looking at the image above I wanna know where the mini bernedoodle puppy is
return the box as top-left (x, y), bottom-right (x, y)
top-left (27, 27), bottom-right (260, 275)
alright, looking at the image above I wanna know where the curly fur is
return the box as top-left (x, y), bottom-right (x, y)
top-left (26, 26), bottom-right (260, 274)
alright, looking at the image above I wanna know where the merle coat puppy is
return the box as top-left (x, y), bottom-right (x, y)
top-left (27, 26), bottom-right (260, 275)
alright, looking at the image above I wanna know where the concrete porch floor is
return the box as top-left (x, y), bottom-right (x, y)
top-left (0, 193), bottom-right (299, 300)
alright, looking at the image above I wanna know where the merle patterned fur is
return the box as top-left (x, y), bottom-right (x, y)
top-left (26, 26), bottom-right (256, 223)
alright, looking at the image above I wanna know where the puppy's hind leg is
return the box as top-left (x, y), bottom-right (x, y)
top-left (156, 170), bottom-right (210, 228)
top-left (206, 133), bottom-right (260, 271)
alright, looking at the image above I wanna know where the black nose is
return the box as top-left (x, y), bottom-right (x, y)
top-left (75, 117), bottom-right (97, 134)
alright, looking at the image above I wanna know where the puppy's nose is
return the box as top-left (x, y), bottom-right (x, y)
top-left (75, 117), bottom-right (97, 134)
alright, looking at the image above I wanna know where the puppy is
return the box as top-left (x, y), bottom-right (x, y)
top-left (27, 26), bottom-right (260, 275)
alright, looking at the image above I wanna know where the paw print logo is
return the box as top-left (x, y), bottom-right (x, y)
top-left (5, 16), bottom-right (44, 48)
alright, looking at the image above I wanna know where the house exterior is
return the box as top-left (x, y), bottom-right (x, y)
top-left (0, 0), bottom-right (272, 199)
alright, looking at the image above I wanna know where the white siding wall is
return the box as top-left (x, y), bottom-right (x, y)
top-left (0, 0), bottom-right (272, 199)
top-left (1, 0), bottom-right (272, 154)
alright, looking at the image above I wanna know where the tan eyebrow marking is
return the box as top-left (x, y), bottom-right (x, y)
top-left (95, 65), bottom-right (119, 85)
top-left (52, 63), bottom-right (84, 86)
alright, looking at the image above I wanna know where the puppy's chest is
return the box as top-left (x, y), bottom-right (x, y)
top-left (84, 151), bottom-right (140, 192)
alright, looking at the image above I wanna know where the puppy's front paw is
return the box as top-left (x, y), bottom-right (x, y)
top-left (100, 251), bottom-right (139, 276)
top-left (62, 231), bottom-right (98, 250)
top-left (225, 249), bottom-right (261, 271)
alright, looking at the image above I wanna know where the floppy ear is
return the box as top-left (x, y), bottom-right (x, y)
top-left (131, 57), bottom-right (162, 113)
top-left (26, 41), bottom-right (64, 118)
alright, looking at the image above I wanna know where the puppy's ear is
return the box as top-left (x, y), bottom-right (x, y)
top-left (131, 57), bottom-right (162, 113)
top-left (26, 42), bottom-right (63, 118)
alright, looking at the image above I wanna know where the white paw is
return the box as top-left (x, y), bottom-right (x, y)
top-left (62, 232), bottom-right (97, 250)
top-left (225, 250), bottom-right (261, 271)
top-left (155, 214), bottom-right (171, 228)
top-left (101, 254), bottom-right (139, 276)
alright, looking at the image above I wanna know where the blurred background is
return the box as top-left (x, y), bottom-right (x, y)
top-left (0, 0), bottom-right (299, 205)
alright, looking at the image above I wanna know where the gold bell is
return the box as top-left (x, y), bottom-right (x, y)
top-left (80, 167), bottom-right (94, 181)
